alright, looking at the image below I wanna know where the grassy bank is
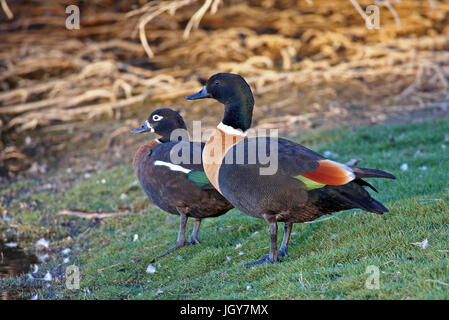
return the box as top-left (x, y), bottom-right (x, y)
top-left (1, 119), bottom-right (448, 299)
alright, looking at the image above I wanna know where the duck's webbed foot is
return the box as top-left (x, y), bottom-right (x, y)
top-left (278, 245), bottom-right (288, 257)
top-left (157, 212), bottom-right (190, 258)
top-left (244, 243), bottom-right (288, 266)
top-left (244, 220), bottom-right (281, 266)
top-left (189, 236), bottom-right (200, 245)
top-left (243, 254), bottom-right (280, 267)
top-left (157, 240), bottom-right (190, 258)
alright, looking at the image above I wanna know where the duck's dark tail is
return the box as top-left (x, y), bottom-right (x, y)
top-left (341, 184), bottom-right (389, 214)
top-left (352, 167), bottom-right (396, 180)
top-left (309, 179), bottom-right (390, 215)
top-left (362, 197), bottom-right (389, 214)
top-left (336, 181), bottom-right (389, 214)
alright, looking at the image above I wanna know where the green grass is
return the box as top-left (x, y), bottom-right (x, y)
top-left (1, 119), bottom-right (449, 299)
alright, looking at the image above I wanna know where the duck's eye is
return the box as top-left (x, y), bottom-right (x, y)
top-left (152, 115), bottom-right (163, 121)
top-left (215, 80), bottom-right (220, 86)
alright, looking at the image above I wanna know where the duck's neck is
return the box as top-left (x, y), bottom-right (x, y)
top-left (159, 132), bottom-right (190, 143)
top-left (221, 93), bottom-right (254, 133)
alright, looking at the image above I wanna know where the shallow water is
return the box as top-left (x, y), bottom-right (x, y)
top-left (0, 241), bottom-right (39, 300)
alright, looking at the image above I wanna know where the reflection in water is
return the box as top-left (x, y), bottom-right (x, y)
top-left (0, 241), bottom-right (39, 300)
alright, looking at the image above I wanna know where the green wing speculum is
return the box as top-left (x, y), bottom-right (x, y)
top-left (187, 171), bottom-right (213, 189)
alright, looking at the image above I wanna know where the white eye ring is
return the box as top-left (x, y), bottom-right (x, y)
top-left (152, 114), bottom-right (163, 121)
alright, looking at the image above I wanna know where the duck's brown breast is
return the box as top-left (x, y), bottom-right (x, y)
top-left (133, 140), bottom-right (161, 176)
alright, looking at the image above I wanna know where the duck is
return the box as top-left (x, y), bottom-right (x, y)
top-left (186, 73), bottom-right (396, 265)
top-left (131, 108), bottom-right (233, 258)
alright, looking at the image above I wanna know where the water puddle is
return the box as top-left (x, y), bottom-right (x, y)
top-left (0, 241), bottom-right (39, 300)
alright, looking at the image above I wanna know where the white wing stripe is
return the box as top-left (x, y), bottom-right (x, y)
top-left (154, 160), bottom-right (191, 174)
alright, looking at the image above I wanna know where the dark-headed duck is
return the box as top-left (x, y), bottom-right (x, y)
top-left (131, 108), bottom-right (233, 257)
top-left (187, 73), bottom-right (396, 265)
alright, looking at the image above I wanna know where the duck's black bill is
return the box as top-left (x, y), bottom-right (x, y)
top-left (186, 86), bottom-right (211, 100)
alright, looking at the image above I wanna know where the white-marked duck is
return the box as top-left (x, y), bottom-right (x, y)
top-left (131, 108), bottom-right (233, 257)
top-left (186, 73), bottom-right (396, 265)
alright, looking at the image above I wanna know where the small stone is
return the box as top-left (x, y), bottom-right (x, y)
top-left (5, 242), bottom-right (18, 248)
top-left (37, 253), bottom-right (50, 262)
top-left (28, 163), bottom-right (47, 174)
top-left (155, 289), bottom-right (163, 295)
top-left (35, 238), bottom-right (49, 249)
top-left (146, 264), bottom-right (156, 274)
top-left (345, 159), bottom-right (361, 166)
top-left (411, 238), bottom-right (429, 250)
top-left (400, 163), bottom-right (408, 171)
top-left (323, 150), bottom-right (338, 158)
top-left (43, 272), bottom-right (53, 281)
top-left (2, 213), bottom-right (11, 222)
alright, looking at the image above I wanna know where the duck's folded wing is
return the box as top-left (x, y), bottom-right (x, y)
top-left (277, 138), bottom-right (395, 188)
top-left (163, 140), bottom-right (216, 189)
top-left (277, 138), bottom-right (355, 187)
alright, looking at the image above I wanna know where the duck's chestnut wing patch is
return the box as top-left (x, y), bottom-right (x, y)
top-left (301, 159), bottom-right (355, 186)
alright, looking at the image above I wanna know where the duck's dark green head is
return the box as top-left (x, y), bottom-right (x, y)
top-left (186, 73), bottom-right (254, 132)
top-left (131, 108), bottom-right (187, 142)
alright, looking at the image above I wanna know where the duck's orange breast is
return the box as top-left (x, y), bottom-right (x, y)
top-left (202, 128), bottom-right (246, 193)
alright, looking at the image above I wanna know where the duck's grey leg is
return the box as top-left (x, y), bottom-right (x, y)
top-left (244, 221), bottom-right (279, 266)
top-left (268, 221), bottom-right (279, 262)
top-left (189, 218), bottom-right (201, 244)
top-left (157, 213), bottom-right (189, 258)
top-left (278, 222), bottom-right (293, 257)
